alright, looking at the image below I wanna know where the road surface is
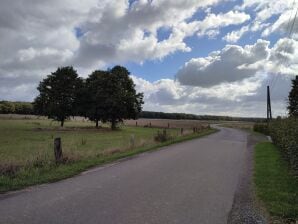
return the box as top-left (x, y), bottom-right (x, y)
top-left (0, 127), bottom-right (249, 224)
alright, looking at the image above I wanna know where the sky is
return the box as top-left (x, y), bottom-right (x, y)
top-left (0, 0), bottom-right (297, 117)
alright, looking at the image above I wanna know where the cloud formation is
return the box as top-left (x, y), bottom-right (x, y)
top-left (176, 38), bottom-right (298, 87)
top-left (132, 73), bottom-right (292, 117)
top-left (1, 0), bottom-right (250, 101)
top-left (0, 0), bottom-right (296, 117)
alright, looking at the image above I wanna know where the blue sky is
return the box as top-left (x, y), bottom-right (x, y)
top-left (0, 0), bottom-right (297, 117)
top-left (123, 0), bottom-right (283, 82)
top-left (126, 0), bottom-right (246, 81)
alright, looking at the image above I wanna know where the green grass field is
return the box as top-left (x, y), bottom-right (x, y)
top-left (0, 118), bottom-right (216, 192)
top-left (254, 142), bottom-right (298, 222)
top-left (0, 119), bottom-right (169, 165)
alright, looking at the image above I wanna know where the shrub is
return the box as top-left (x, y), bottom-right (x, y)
top-left (269, 118), bottom-right (298, 172)
top-left (253, 123), bottom-right (269, 135)
top-left (154, 129), bottom-right (171, 142)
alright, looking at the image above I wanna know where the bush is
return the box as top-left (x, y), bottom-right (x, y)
top-left (154, 129), bottom-right (171, 142)
top-left (253, 123), bottom-right (269, 135)
top-left (269, 118), bottom-right (298, 172)
top-left (0, 101), bottom-right (33, 114)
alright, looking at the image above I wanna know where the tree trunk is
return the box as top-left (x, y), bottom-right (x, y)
top-left (111, 119), bottom-right (116, 130)
top-left (61, 119), bottom-right (64, 127)
top-left (96, 119), bottom-right (99, 128)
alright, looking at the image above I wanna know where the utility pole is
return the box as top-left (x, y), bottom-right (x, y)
top-left (267, 85), bottom-right (272, 122)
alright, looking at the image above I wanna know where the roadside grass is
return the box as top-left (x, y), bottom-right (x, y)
top-left (0, 118), bottom-right (216, 192)
top-left (254, 142), bottom-right (298, 222)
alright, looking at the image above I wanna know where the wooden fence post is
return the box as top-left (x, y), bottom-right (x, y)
top-left (168, 123), bottom-right (170, 128)
top-left (136, 121), bottom-right (138, 126)
top-left (130, 134), bottom-right (135, 149)
top-left (181, 128), bottom-right (184, 135)
top-left (54, 137), bottom-right (63, 163)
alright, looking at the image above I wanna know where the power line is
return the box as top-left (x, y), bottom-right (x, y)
top-left (269, 0), bottom-right (296, 87)
top-left (270, 5), bottom-right (298, 92)
top-left (267, 1), bottom-right (296, 88)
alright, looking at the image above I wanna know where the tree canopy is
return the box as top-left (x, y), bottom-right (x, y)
top-left (84, 70), bottom-right (109, 128)
top-left (32, 65), bottom-right (143, 129)
top-left (101, 66), bottom-right (144, 129)
top-left (288, 75), bottom-right (298, 117)
top-left (34, 66), bottom-right (83, 127)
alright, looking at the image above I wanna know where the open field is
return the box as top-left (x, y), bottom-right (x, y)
top-left (0, 116), bottom-right (215, 192)
top-left (219, 121), bottom-right (255, 130)
top-left (254, 142), bottom-right (298, 222)
top-left (124, 118), bottom-right (210, 129)
top-left (0, 119), bottom-right (166, 165)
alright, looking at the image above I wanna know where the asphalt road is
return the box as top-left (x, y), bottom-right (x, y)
top-left (0, 127), bottom-right (248, 224)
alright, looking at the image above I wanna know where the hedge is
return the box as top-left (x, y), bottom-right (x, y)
top-left (269, 118), bottom-right (298, 172)
top-left (254, 118), bottom-right (298, 173)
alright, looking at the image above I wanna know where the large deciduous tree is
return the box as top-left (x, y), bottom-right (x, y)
top-left (84, 70), bottom-right (109, 128)
top-left (34, 66), bottom-right (83, 127)
top-left (288, 75), bottom-right (298, 117)
top-left (91, 66), bottom-right (144, 129)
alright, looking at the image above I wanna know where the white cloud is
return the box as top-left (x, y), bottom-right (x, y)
top-left (176, 39), bottom-right (271, 87)
top-left (238, 0), bottom-right (292, 22)
top-left (223, 21), bottom-right (270, 43)
top-left (132, 73), bottom-right (292, 117)
top-left (195, 11), bottom-right (250, 37)
top-left (176, 38), bottom-right (298, 87)
top-left (0, 0), bottom-right (296, 117)
top-left (262, 9), bottom-right (298, 37)
top-left (224, 0), bottom-right (294, 43)
top-left (223, 25), bottom-right (249, 43)
top-left (0, 0), bottom-right (223, 100)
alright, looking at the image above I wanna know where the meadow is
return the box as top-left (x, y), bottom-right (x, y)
top-left (0, 115), bottom-right (215, 192)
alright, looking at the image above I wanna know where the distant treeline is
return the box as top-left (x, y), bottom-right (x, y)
top-left (0, 101), bottom-right (266, 122)
top-left (139, 111), bottom-right (266, 122)
top-left (0, 101), bottom-right (33, 114)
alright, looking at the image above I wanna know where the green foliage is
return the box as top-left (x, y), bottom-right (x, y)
top-left (0, 101), bottom-right (15, 113)
top-left (269, 118), bottom-right (298, 172)
top-left (84, 70), bottom-right (110, 127)
top-left (253, 123), bottom-right (269, 135)
top-left (31, 65), bottom-right (143, 129)
top-left (288, 75), bottom-right (298, 117)
top-left (89, 66), bottom-right (144, 129)
top-left (154, 129), bottom-right (171, 142)
top-left (0, 101), bottom-right (33, 114)
top-left (254, 142), bottom-right (298, 220)
top-left (140, 111), bottom-right (266, 122)
top-left (33, 66), bottom-right (83, 126)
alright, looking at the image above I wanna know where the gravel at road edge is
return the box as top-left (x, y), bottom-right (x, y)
top-left (228, 132), bottom-right (268, 224)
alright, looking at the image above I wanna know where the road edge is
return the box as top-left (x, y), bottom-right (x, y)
top-left (227, 130), bottom-right (269, 224)
top-left (0, 128), bottom-right (218, 195)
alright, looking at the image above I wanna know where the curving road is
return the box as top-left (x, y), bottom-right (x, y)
top-left (0, 127), bottom-right (249, 224)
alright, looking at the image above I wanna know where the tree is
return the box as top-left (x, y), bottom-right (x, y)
top-left (288, 75), bottom-right (298, 117)
top-left (84, 70), bottom-right (109, 128)
top-left (0, 101), bottom-right (15, 114)
top-left (34, 66), bottom-right (83, 127)
top-left (94, 66), bottom-right (144, 129)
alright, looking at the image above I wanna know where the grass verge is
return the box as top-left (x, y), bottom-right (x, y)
top-left (254, 142), bottom-right (298, 222)
top-left (0, 128), bottom-right (217, 193)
